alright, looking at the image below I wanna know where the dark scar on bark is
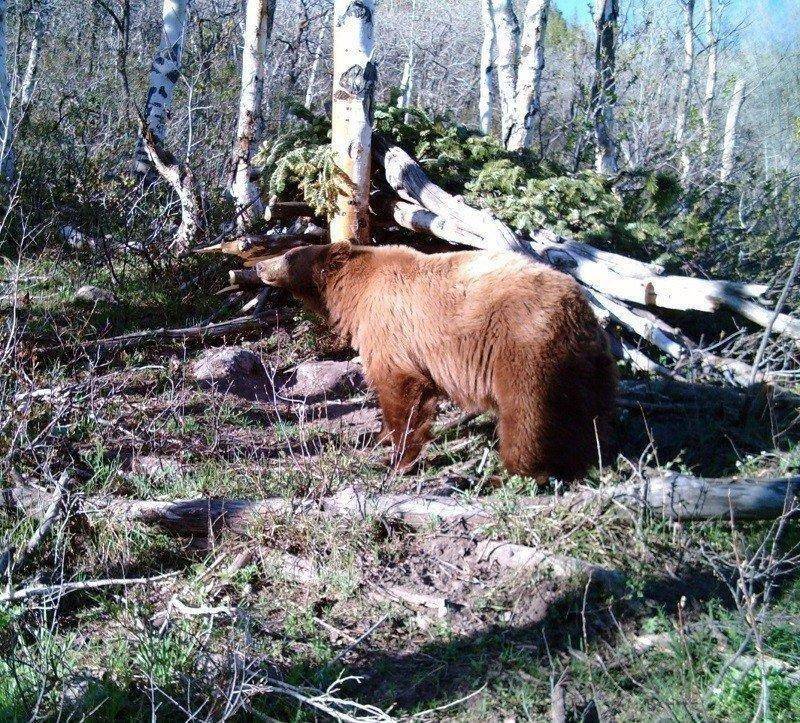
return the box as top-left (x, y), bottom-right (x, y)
top-left (337, 1), bottom-right (372, 26)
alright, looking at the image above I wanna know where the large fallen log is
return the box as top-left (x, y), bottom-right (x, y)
top-left (373, 134), bottom-right (800, 350)
top-left (5, 472), bottom-right (797, 541)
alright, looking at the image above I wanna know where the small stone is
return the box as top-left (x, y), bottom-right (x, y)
top-left (73, 285), bottom-right (117, 305)
top-left (192, 346), bottom-right (267, 384)
top-left (130, 455), bottom-right (184, 480)
top-left (278, 359), bottom-right (364, 401)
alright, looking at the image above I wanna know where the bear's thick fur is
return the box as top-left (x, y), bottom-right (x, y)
top-left (258, 242), bottom-right (617, 481)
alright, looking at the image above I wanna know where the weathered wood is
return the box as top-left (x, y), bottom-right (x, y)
top-left (196, 231), bottom-right (328, 259)
top-left (6, 472), bottom-right (796, 548)
top-left (62, 313), bottom-right (284, 353)
top-left (375, 138), bottom-right (786, 344)
top-left (388, 200), bottom-right (485, 248)
top-left (229, 268), bottom-right (262, 287)
top-left (374, 133), bottom-right (525, 253)
top-left (613, 472), bottom-right (800, 521)
top-left (474, 540), bottom-right (623, 591)
top-left (140, 127), bottom-right (204, 255)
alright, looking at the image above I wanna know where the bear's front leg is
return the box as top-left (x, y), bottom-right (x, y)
top-left (373, 370), bottom-right (439, 472)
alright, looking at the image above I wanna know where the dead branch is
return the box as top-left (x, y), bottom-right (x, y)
top-left (195, 231), bottom-right (327, 259)
top-left (0, 571), bottom-right (179, 604)
top-left (473, 540), bottom-right (624, 592)
top-left (373, 133), bottom-right (526, 253)
top-left (140, 128), bottom-right (204, 255)
top-left (5, 471), bottom-right (797, 546)
top-left (62, 313), bottom-right (284, 353)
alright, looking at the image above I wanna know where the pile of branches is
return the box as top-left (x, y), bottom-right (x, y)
top-left (182, 107), bottom-right (800, 391)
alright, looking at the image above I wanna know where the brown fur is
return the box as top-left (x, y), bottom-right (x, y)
top-left (259, 243), bottom-right (617, 481)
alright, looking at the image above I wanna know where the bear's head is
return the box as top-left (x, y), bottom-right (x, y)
top-left (255, 242), bottom-right (356, 315)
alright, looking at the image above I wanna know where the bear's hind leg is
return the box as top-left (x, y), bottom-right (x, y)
top-left (374, 371), bottom-right (439, 471)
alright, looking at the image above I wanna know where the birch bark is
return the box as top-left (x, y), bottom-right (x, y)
top-left (675, 0), bottom-right (695, 180)
top-left (478, 0), bottom-right (497, 135)
top-left (134, 0), bottom-right (190, 175)
top-left (304, 23), bottom-right (326, 108)
top-left (16, 0), bottom-right (51, 127)
top-left (490, 0), bottom-right (519, 146)
top-left (590, 0), bottom-right (619, 175)
top-left (330, 0), bottom-right (376, 245)
top-left (506, 0), bottom-right (549, 152)
top-left (699, 0), bottom-right (717, 165)
top-left (398, 44), bottom-right (413, 118)
top-left (0, 0), bottom-right (13, 179)
top-left (231, 0), bottom-right (276, 230)
top-left (720, 78), bottom-right (745, 182)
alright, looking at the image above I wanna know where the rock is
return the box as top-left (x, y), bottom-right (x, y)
top-left (192, 346), bottom-right (267, 382)
top-left (191, 346), bottom-right (270, 399)
top-left (278, 359), bottom-right (365, 402)
top-left (73, 285), bottom-right (117, 305)
top-left (130, 455), bottom-right (184, 480)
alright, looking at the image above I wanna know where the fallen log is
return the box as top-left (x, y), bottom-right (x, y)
top-left (374, 133), bottom-right (525, 254)
top-left (195, 231), bottom-right (328, 259)
top-left (5, 472), bottom-right (797, 542)
top-left (373, 134), bottom-right (800, 345)
top-left (64, 313), bottom-right (284, 353)
top-left (473, 540), bottom-right (624, 592)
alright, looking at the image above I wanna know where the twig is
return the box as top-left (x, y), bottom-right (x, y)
top-left (750, 242), bottom-right (800, 383)
top-left (1, 571), bottom-right (179, 603)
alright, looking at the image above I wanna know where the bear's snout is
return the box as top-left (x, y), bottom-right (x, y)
top-left (255, 255), bottom-right (290, 287)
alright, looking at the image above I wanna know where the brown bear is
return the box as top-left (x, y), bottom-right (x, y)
top-left (257, 242), bottom-right (617, 482)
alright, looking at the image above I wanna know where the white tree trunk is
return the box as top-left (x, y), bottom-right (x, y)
top-left (330, 0), bottom-right (376, 245)
top-left (506, 0), bottom-right (550, 152)
top-left (490, 0), bottom-right (519, 146)
top-left (231, 0), bottom-right (275, 230)
top-left (304, 23), bottom-right (326, 109)
top-left (134, 0), bottom-right (190, 175)
top-left (699, 0), bottom-right (717, 165)
top-left (0, 0), bottom-right (14, 179)
top-left (398, 42), bottom-right (414, 122)
top-left (478, 0), bottom-right (497, 134)
top-left (591, 0), bottom-right (619, 175)
top-left (17, 0), bottom-right (51, 125)
top-left (720, 78), bottom-right (745, 182)
top-left (675, 0), bottom-right (695, 180)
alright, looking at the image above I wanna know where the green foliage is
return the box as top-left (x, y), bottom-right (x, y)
top-left (253, 104), bottom-right (681, 255)
top-left (709, 668), bottom-right (800, 722)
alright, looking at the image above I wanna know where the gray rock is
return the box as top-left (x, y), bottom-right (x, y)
top-left (73, 285), bottom-right (117, 305)
top-left (192, 346), bottom-right (267, 383)
top-left (130, 455), bottom-right (184, 480)
top-left (278, 359), bottom-right (365, 401)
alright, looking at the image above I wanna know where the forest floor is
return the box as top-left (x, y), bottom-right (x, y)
top-left (2, 248), bottom-right (800, 721)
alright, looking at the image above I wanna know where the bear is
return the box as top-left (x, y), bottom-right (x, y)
top-left (257, 242), bottom-right (617, 482)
